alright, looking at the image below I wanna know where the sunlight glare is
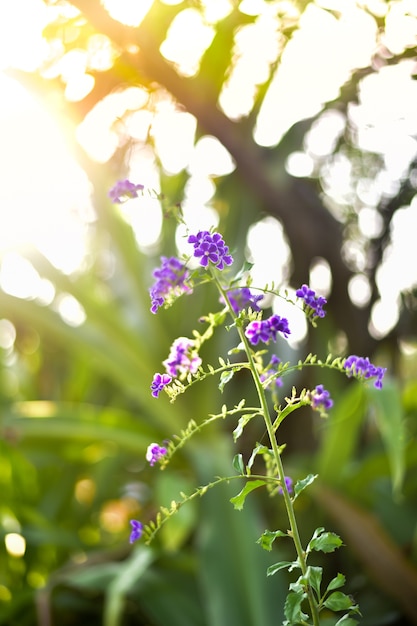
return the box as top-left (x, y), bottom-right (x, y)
top-left (254, 4), bottom-right (377, 146)
top-left (309, 258), bottom-right (332, 296)
top-left (189, 136), bottom-right (235, 177)
top-left (151, 110), bottom-right (197, 174)
top-left (77, 87), bottom-right (149, 162)
top-left (273, 289), bottom-right (308, 347)
top-left (200, 0), bottom-right (233, 23)
top-left (246, 216), bottom-right (291, 288)
top-left (219, 11), bottom-right (282, 120)
top-left (160, 9), bottom-right (215, 77)
top-left (285, 152), bottom-right (314, 177)
top-left (101, 0), bottom-right (153, 27)
top-left (0, 0), bottom-right (49, 72)
top-left (384, 0), bottom-right (417, 54)
top-left (0, 320), bottom-right (16, 351)
top-left (348, 274), bottom-right (371, 308)
top-left (369, 297), bottom-right (399, 339)
top-left (55, 294), bottom-right (86, 327)
top-left (0, 254), bottom-right (41, 300)
top-left (0, 73), bottom-right (94, 280)
top-left (5, 533), bottom-right (26, 558)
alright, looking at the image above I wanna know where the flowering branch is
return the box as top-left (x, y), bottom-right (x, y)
top-left (108, 181), bottom-right (386, 625)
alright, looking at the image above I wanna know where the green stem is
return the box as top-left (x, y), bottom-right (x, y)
top-left (214, 274), bottom-right (320, 626)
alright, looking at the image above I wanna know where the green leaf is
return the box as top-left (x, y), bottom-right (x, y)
top-left (233, 414), bottom-right (257, 442)
top-left (230, 479), bottom-right (266, 511)
top-left (284, 591), bottom-right (308, 623)
top-left (196, 442), bottom-right (286, 625)
top-left (323, 591), bottom-right (357, 612)
top-left (306, 566), bottom-right (322, 598)
top-left (247, 443), bottom-right (270, 471)
top-left (257, 529), bottom-right (288, 552)
top-left (232, 453), bottom-right (245, 474)
top-left (267, 561), bottom-right (296, 577)
top-left (367, 381), bottom-right (406, 495)
top-left (335, 615), bottom-right (360, 626)
top-left (104, 548), bottom-right (155, 626)
top-left (316, 383), bottom-right (366, 485)
top-left (219, 369), bottom-right (235, 392)
top-left (327, 573), bottom-right (346, 592)
top-left (293, 473), bottom-right (318, 501)
top-left (309, 531), bottom-right (343, 553)
top-left (155, 472), bottom-right (197, 551)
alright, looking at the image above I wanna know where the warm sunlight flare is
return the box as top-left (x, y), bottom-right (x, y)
top-left (0, 0), bottom-right (416, 338)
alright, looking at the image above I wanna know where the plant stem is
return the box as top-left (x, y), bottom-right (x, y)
top-left (215, 276), bottom-right (320, 626)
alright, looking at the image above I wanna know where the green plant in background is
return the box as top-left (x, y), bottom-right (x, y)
top-left (117, 181), bottom-right (388, 625)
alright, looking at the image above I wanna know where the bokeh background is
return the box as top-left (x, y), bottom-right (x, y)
top-left (0, 1), bottom-right (417, 624)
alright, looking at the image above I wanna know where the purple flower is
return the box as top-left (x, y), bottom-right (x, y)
top-left (268, 315), bottom-right (291, 340)
top-left (344, 355), bottom-right (386, 389)
top-left (129, 519), bottom-right (143, 543)
top-left (163, 337), bottom-right (202, 378)
top-left (149, 256), bottom-right (191, 313)
top-left (146, 442), bottom-right (168, 466)
top-left (260, 354), bottom-right (283, 389)
top-left (296, 284), bottom-right (327, 319)
top-left (151, 372), bottom-right (172, 398)
top-left (244, 320), bottom-right (271, 345)
top-left (108, 179), bottom-right (144, 203)
top-left (188, 231), bottom-right (233, 271)
top-left (245, 314), bottom-right (291, 345)
top-left (222, 288), bottom-right (264, 315)
top-left (311, 384), bottom-right (333, 412)
top-left (278, 476), bottom-right (293, 495)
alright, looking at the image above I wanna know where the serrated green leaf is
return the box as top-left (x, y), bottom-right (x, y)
top-left (309, 531), bottom-right (343, 553)
top-left (323, 591), bottom-right (357, 612)
top-left (293, 473), bottom-right (318, 501)
top-left (284, 591), bottom-right (308, 622)
top-left (232, 453), bottom-right (245, 474)
top-left (257, 529), bottom-right (288, 551)
top-left (327, 573), bottom-right (346, 592)
top-left (230, 479), bottom-right (266, 511)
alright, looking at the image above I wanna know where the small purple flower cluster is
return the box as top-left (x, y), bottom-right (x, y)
top-left (151, 337), bottom-right (202, 397)
top-left (296, 284), bottom-right (327, 319)
top-left (278, 476), bottom-right (293, 495)
top-left (146, 442), bottom-right (168, 466)
top-left (245, 314), bottom-right (290, 345)
top-left (223, 287), bottom-right (264, 315)
top-left (151, 372), bottom-right (172, 398)
top-left (163, 337), bottom-right (202, 378)
top-left (260, 355), bottom-right (283, 389)
top-left (149, 256), bottom-right (191, 313)
top-left (130, 519), bottom-right (143, 544)
top-left (344, 355), bottom-right (386, 389)
top-left (108, 179), bottom-right (144, 203)
top-left (311, 384), bottom-right (333, 412)
top-left (188, 231), bottom-right (233, 270)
